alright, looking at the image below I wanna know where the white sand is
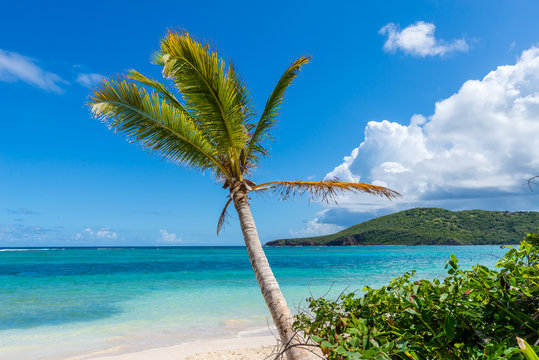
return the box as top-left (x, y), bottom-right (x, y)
top-left (86, 335), bottom-right (279, 360)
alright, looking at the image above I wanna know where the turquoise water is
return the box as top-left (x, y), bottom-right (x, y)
top-left (0, 246), bottom-right (508, 359)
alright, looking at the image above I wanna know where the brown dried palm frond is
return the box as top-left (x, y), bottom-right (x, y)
top-left (216, 198), bottom-right (232, 235)
top-left (252, 178), bottom-right (400, 204)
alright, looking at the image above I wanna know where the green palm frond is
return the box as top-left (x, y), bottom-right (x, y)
top-left (126, 69), bottom-right (190, 119)
top-left (517, 337), bottom-right (539, 360)
top-left (153, 30), bottom-right (255, 175)
top-left (244, 56), bottom-right (311, 169)
top-left (227, 63), bottom-right (254, 123)
top-left (89, 77), bottom-right (230, 177)
top-left (253, 178), bottom-right (400, 204)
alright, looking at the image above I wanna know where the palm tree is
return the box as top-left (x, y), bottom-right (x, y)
top-left (88, 30), bottom-right (399, 360)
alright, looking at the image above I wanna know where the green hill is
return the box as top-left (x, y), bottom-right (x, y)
top-left (265, 208), bottom-right (539, 246)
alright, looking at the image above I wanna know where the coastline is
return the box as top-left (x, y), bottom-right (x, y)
top-left (263, 244), bottom-right (517, 247)
top-left (0, 246), bottom-right (508, 360)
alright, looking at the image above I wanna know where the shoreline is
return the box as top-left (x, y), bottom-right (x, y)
top-left (263, 243), bottom-right (517, 247)
top-left (79, 335), bottom-right (279, 360)
top-left (1, 246), bottom-right (508, 360)
top-left (0, 244), bottom-right (515, 250)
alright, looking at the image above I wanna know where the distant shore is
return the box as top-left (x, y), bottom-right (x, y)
top-left (264, 243), bottom-right (517, 247)
top-left (265, 208), bottom-right (538, 247)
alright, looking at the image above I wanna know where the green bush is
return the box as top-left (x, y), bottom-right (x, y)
top-left (295, 234), bottom-right (539, 359)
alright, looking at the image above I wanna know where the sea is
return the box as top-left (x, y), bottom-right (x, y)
top-left (0, 245), bottom-right (509, 359)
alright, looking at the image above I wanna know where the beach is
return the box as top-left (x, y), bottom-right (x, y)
top-left (80, 335), bottom-right (278, 360)
top-left (0, 246), bottom-right (507, 359)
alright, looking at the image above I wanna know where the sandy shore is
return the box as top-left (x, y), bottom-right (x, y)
top-left (86, 335), bottom-right (280, 360)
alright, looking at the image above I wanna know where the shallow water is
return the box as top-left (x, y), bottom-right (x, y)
top-left (0, 246), bottom-right (508, 359)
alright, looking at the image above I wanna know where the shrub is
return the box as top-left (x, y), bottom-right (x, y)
top-left (295, 234), bottom-right (539, 359)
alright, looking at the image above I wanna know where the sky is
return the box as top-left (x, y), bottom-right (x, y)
top-left (1, 0), bottom-right (539, 246)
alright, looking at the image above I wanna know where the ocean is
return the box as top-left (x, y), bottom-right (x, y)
top-left (0, 245), bottom-right (508, 359)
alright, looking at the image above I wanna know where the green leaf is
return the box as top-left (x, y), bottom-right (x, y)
top-left (370, 338), bottom-right (380, 347)
top-left (89, 78), bottom-right (229, 177)
top-left (404, 350), bottom-right (420, 360)
top-left (443, 316), bottom-right (457, 339)
top-left (405, 308), bottom-right (420, 316)
top-left (361, 349), bottom-right (379, 358)
top-left (518, 337), bottom-right (539, 360)
top-left (321, 341), bottom-right (336, 348)
top-left (244, 56), bottom-right (310, 168)
top-left (157, 31), bottom-right (254, 159)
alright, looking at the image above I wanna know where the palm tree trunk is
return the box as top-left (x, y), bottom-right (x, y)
top-left (231, 189), bottom-right (313, 360)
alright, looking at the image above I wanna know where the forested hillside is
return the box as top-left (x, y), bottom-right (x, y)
top-left (265, 208), bottom-right (539, 246)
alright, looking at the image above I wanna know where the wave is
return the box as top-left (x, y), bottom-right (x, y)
top-left (236, 325), bottom-right (276, 338)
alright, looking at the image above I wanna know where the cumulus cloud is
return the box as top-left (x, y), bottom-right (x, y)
top-left (318, 46), bottom-right (539, 228)
top-left (0, 49), bottom-right (67, 92)
top-left (379, 21), bottom-right (469, 57)
top-left (76, 73), bottom-right (104, 87)
top-left (75, 227), bottom-right (117, 240)
top-left (158, 229), bottom-right (182, 243)
top-left (96, 228), bottom-right (118, 239)
top-left (291, 217), bottom-right (344, 237)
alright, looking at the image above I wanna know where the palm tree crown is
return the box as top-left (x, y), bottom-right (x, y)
top-left (89, 30), bottom-right (398, 231)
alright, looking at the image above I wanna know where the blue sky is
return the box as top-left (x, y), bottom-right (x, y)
top-left (1, 0), bottom-right (539, 246)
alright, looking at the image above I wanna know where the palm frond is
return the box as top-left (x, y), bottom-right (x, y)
top-left (216, 198), bottom-right (232, 235)
top-left (126, 69), bottom-right (191, 119)
top-left (154, 30), bottom-right (254, 172)
top-left (244, 56), bottom-right (311, 169)
top-left (253, 179), bottom-right (400, 204)
top-left (88, 77), bottom-right (230, 178)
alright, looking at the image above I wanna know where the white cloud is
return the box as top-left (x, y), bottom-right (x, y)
top-left (75, 227), bottom-right (117, 240)
top-left (0, 49), bottom-right (66, 92)
top-left (75, 228), bottom-right (93, 239)
top-left (379, 22), bottom-right (469, 57)
top-left (291, 217), bottom-right (344, 237)
top-left (324, 46), bottom-right (539, 217)
top-left (158, 229), bottom-right (182, 243)
top-left (96, 227), bottom-right (117, 239)
top-left (326, 148), bottom-right (361, 182)
top-left (76, 73), bottom-right (104, 87)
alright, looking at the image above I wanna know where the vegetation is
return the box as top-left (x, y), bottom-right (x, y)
top-left (266, 208), bottom-right (539, 246)
top-left (294, 234), bottom-right (539, 359)
top-left (87, 30), bottom-right (398, 360)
